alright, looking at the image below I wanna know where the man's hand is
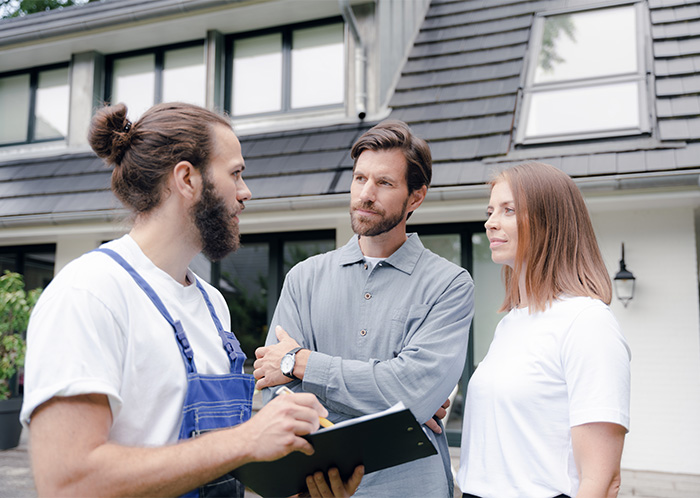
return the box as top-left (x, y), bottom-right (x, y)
top-left (254, 326), bottom-right (304, 389)
top-left (237, 392), bottom-right (327, 462)
top-left (425, 398), bottom-right (450, 434)
top-left (301, 466), bottom-right (365, 497)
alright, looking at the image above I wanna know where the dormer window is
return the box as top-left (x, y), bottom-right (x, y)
top-left (227, 20), bottom-right (345, 118)
top-left (517, 2), bottom-right (649, 144)
top-left (0, 64), bottom-right (69, 147)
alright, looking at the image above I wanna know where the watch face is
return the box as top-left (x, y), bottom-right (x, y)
top-left (281, 354), bottom-right (294, 374)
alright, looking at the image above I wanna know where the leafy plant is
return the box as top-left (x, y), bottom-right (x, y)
top-left (0, 271), bottom-right (41, 400)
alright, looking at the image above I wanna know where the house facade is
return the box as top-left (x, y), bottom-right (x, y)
top-left (1, 0), bottom-right (699, 492)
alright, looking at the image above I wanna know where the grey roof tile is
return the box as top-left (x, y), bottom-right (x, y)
top-left (53, 191), bottom-right (119, 213)
top-left (0, 173), bottom-right (110, 198)
top-left (411, 29), bottom-right (530, 58)
top-left (300, 130), bottom-right (358, 153)
top-left (411, 115), bottom-right (513, 141)
top-left (0, 165), bottom-right (27, 181)
top-left (416, 14), bottom-right (533, 43)
top-left (652, 18), bottom-right (700, 39)
top-left (617, 151), bottom-right (646, 173)
top-left (673, 95), bottom-right (700, 115)
top-left (560, 155), bottom-right (589, 176)
top-left (656, 99), bottom-right (674, 118)
top-left (329, 169), bottom-right (353, 194)
top-left (458, 161), bottom-right (492, 184)
top-left (431, 162), bottom-right (465, 186)
top-left (675, 142), bottom-right (700, 167)
top-left (403, 45), bottom-right (528, 73)
top-left (655, 38), bottom-right (700, 58)
top-left (398, 60), bottom-right (522, 89)
top-left (423, 0), bottom-right (552, 28)
top-left (0, 196), bottom-right (56, 217)
top-left (656, 75), bottom-right (700, 95)
top-left (645, 148), bottom-right (677, 170)
top-left (245, 172), bottom-right (337, 198)
top-left (475, 134), bottom-right (511, 157)
top-left (430, 138), bottom-right (480, 161)
top-left (588, 153), bottom-right (616, 175)
top-left (393, 96), bottom-right (517, 123)
top-left (650, 4), bottom-right (700, 24)
top-left (655, 56), bottom-right (700, 77)
top-left (443, 77), bottom-right (519, 99)
top-left (659, 119), bottom-right (691, 139)
top-left (244, 150), bottom-right (347, 177)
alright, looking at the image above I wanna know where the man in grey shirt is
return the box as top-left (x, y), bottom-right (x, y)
top-left (254, 120), bottom-right (475, 497)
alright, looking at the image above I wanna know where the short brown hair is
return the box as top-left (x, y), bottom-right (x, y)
top-left (88, 102), bottom-right (231, 214)
top-left (493, 161), bottom-right (612, 312)
top-left (350, 120), bottom-right (432, 194)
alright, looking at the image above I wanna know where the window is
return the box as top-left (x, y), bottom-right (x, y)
top-left (0, 245), bottom-right (56, 290)
top-left (0, 64), bottom-right (69, 147)
top-left (227, 20), bottom-right (345, 117)
top-left (517, 3), bottom-right (648, 144)
top-left (214, 231), bottom-right (335, 360)
top-left (107, 42), bottom-right (206, 120)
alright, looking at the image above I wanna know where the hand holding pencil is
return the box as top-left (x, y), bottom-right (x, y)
top-left (275, 386), bottom-right (334, 428)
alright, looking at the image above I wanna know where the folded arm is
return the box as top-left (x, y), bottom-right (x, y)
top-left (255, 273), bottom-right (474, 424)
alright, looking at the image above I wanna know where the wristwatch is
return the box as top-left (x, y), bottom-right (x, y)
top-left (281, 347), bottom-right (303, 379)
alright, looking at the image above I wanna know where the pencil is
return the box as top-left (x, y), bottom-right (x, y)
top-left (275, 386), bottom-right (334, 428)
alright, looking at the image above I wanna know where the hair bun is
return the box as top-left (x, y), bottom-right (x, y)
top-left (88, 103), bottom-right (133, 166)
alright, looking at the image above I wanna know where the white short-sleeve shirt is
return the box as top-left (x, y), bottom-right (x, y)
top-left (457, 296), bottom-right (631, 498)
top-left (21, 235), bottom-right (233, 446)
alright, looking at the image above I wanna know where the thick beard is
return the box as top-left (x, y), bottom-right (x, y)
top-left (350, 198), bottom-right (408, 237)
top-left (192, 176), bottom-right (240, 261)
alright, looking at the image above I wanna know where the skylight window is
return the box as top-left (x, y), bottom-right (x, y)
top-left (517, 2), bottom-right (649, 144)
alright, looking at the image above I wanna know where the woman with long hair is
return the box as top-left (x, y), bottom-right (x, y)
top-left (457, 162), bottom-right (631, 498)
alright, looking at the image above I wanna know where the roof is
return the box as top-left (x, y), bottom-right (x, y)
top-left (2, 0), bottom-right (700, 226)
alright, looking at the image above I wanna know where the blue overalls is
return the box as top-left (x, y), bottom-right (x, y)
top-left (97, 248), bottom-right (255, 498)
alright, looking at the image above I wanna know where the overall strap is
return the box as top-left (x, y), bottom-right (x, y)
top-left (95, 248), bottom-right (196, 373)
top-left (195, 279), bottom-right (247, 368)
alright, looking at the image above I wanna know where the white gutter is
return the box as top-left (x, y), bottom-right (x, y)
top-left (338, 0), bottom-right (367, 120)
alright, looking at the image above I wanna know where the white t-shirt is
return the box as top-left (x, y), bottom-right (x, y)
top-left (21, 235), bottom-right (234, 446)
top-left (457, 296), bottom-right (631, 498)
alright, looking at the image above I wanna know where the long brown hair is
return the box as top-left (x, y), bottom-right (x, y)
top-left (493, 161), bottom-right (612, 312)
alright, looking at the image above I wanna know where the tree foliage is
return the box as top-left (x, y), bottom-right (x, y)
top-left (0, 0), bottom-right (99, 19)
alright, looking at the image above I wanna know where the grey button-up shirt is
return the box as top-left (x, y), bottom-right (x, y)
top-left (264, 234), bottom-right (474, 497)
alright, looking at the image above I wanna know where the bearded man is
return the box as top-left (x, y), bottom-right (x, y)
top-left (21, 102), bottom-right (363, 498)
top-left (253, 120), bottom-right (475, 498)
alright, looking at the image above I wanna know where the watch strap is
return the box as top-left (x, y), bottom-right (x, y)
top-left (282, 346), bottom-right (303, 379)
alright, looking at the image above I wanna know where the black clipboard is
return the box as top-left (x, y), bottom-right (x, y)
top-left (231, 403), bottom-right (437, 497)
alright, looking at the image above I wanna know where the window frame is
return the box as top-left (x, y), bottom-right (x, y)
top-left (224, 16), bottom-right (346, 119)
top-left (104, 39), bottom-right (206, 110)
top-left (516, 0), bottom-right (650, 145)
top-left (0, 62), bottom-right (70, 147)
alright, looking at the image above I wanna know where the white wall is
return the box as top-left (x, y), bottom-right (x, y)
top-left (592, 203), bottom-right (700, 474)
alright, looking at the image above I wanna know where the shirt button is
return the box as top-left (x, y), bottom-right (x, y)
top-left (364, 292), bottom-right (372, 300)
top-left (364, 263), bottom-right (368, 270)
top-left (360, 329), bottom-right (367, 336)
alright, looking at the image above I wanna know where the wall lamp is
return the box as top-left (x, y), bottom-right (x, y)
top-left (613, 243), bottom-right (636, 307)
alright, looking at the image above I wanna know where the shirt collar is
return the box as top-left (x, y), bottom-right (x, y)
top-left (338, 233), bottom-right (424, 275)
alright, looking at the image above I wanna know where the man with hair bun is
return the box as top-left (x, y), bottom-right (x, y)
top-left (254, 120), bottom-right (475, 497)
top-left (20, 102), bottom-right (362, 498)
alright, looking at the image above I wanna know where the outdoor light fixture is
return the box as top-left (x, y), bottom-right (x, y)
top-left (613, 243), bottom-right (636, 307)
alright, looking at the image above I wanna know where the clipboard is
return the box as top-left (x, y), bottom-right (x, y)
top-left (231, 402), bottom-right (437, 497)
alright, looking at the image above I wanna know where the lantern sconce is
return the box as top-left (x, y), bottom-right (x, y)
top-left (613, 243), bottom-right (636, 307)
